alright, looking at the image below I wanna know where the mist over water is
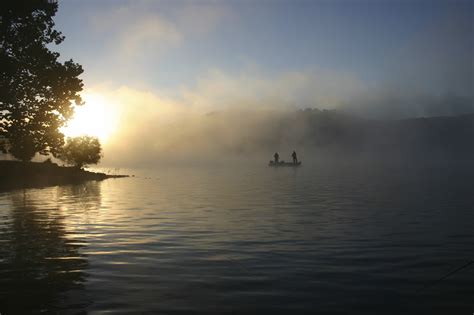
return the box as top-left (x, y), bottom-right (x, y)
top-left (1, 163), bottom-right (473, 314)
top-left (99, 105), bottom-right (474, 169)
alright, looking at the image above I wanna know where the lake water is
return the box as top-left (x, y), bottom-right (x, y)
top-left (1, 163), bottom-right (473, 314)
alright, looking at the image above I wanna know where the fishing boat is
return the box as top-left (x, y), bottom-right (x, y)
top-left (268, 161), bottom-right (302, 167)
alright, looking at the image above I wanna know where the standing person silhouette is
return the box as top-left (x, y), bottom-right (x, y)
top-left (292, 150), bottom-right (298, 164)
top-left (274, 152), bottom-right (279, 164)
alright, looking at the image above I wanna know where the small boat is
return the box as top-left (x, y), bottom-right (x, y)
top-left (269, 161), bottom-right (302, 167)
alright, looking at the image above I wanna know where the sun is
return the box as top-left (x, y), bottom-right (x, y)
top-left (62, 93), bottom-right (118, 143)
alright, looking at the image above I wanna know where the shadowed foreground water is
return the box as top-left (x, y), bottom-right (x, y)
top-left (0, 163), bottom-right (473, 314)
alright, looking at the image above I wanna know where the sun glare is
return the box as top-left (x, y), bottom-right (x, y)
top-left (62, 93), bottom-right (118, 143)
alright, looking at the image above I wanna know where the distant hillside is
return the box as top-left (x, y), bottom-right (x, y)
top-left (199, 109), bottom-right (474, 161)
top-left (290, 110), bottom-right (474, 156)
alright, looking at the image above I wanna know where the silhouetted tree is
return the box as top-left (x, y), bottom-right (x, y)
top-left (60, 136), bottom-right (102, 168)
top-left (0, 0), bottom-right (83, 161)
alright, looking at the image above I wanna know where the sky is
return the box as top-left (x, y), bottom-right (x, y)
top-left (55, 0), bottom-right (472, 98)
top-left (51, 0), bottom-right (473, 165)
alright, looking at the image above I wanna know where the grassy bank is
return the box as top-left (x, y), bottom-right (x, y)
top-left (0, 160), bottom-right (128, 191)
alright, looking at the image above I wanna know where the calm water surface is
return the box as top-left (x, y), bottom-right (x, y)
top-left (1, 163), bottom-right (473, 314)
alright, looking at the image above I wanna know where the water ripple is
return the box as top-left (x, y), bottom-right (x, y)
top-left (0, 164), bottom-right (473, 314)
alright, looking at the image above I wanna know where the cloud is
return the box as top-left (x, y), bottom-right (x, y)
top-left (174, 3), bottom-right (230, 36)
top-left (89, 7), bottom-right (181, 60)
top-left (88, 2), bottom-right (227, 61)
top-left (179, 68), bottom-right (364, 111)
top-left (119, 16), bottom-right (182, 58)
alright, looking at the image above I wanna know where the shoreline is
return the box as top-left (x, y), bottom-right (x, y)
top-left (0, 160), bottom-right (128, 192)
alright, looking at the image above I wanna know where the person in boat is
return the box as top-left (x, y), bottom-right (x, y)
top-left (292, 150), bottom-right (298, 164)
top-left (274, 152), bottom-right (280, 164)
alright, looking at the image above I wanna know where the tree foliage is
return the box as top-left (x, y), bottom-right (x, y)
top-left (61, 136), bottom-right (102, 168)
top-left (0, 0), bottom-right (83, 161)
